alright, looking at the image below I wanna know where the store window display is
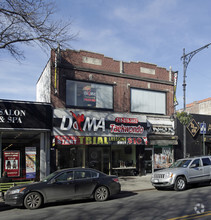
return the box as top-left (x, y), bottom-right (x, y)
top-left (154, 146), bottom-right (173, 170)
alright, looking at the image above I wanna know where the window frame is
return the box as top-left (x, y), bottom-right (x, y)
top-left (54, 171), bottom-right (74, 182)
top-left (202, 158), bottom-right (211, 166)
top-left (65, 79), bottom-right (114, 111)
top-left (190, 159), bottom-right (201, 168)
top-left (130, 87), bottom-right (167, 115)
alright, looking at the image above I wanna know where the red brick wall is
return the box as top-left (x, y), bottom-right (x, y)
top-left (50, 49), bottom-right (174, 115)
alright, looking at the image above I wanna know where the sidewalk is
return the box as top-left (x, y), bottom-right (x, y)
top-left (0, 174), bottom-right (154, 208)
top-left (119, 174), bottom-right (154, 192)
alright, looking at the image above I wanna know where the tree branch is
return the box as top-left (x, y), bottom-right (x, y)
top-left (0, 0), bottom-right (77, 60)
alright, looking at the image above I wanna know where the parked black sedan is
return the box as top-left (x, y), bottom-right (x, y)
top-left (4, 168), bottom-right (121, 209)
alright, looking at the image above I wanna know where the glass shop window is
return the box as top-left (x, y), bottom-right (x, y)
top-left (154, 146), bottom-right (173, 169)
top-left (131, 88), bottom-right (166, 115)
top-left (66, 80), bottom-right (113, 110)
top-left (111, 145), bottom-right (136, 168)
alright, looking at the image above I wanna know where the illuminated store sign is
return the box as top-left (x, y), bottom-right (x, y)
top-left (55, 136), bottom-right (147, 145)
top-left (56, 110), bottom-right (146, 134)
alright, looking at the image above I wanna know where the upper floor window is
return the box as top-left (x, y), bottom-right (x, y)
top-left (66, 80), bottom-right (113, 110)
top-left (131, 88), bottom-right (166, 114)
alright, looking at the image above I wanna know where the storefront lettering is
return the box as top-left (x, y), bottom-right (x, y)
top-left (0, 109), bottom-right (26, 116)
top-left (0, 109), bottom-right (26, 124)
top-left (128, 137), bottom-right (143, 145)
top-left (83, 117), bottom-right (105, 131)
top-left (152, 126), bottom-right (174, 134)
top-left (78, 136), bottom-right (108, 145)
top-left (110, 124), bottom-right (144, 134)
top-left (55, 136), bottom-right (146, 145)
top-left (60, 115), bottom-right (105, 132)
top-left (115, 117), bottom-right (138, 124)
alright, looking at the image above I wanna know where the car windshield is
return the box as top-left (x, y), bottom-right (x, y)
top-left (169, 159), bottom-right (192, 168)
top-left (41, 171), bottom-right (60, 182)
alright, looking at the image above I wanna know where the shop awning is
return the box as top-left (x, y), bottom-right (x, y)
top-left (148, 135), bottom-right (178, 146)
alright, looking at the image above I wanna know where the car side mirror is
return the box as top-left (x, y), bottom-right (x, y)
top-left (190, 164), bottom-right (197, 168)
top-left (50, 179), bottom-right (57, 184)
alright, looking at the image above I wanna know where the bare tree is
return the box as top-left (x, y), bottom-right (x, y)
top-left (0, 0), bottom-right (76, 60)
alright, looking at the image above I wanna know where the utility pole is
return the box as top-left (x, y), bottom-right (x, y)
top-left (181, 43), bottom-right (211, 158)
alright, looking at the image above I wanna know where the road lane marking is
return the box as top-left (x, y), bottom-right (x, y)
top-left (167, 211), bottom-right (211, 220)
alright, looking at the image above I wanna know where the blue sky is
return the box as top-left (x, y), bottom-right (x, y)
top-left (1, 0), bottom-right (211, 110)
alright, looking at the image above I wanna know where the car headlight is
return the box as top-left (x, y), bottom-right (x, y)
top-left (7, 187), bottom-right (26, 195)
top-left (165, 172), bottom-right (173, 178)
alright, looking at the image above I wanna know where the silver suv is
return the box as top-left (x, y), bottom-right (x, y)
top-left (151, 156), bottom-right (211, 191)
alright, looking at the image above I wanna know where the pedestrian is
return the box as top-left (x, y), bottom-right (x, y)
top-left (0, 171), bottom-right (12, 199)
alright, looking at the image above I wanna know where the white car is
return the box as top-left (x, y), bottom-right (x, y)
top-left (151, 156), bottom-right (211, 191)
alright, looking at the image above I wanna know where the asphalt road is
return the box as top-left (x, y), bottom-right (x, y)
top-left (0, 184), bottom-right (210, 220)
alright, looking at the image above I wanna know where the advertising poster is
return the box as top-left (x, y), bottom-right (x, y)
top-left (83, 85), bottom-right (96, 107)
top-left (154, 148), bottom-right (173, 169)
top-left (4, 151), bottom-right (20, 177)
top-left (25, 147), bottom-right (36, 179)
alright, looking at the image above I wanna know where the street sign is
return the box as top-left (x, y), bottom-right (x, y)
top-left (200, 122), bottom-right (206, 134)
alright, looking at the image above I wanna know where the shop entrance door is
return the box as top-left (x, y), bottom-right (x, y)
top-left (58, 146), bottom-right (85, 169)
top-left (207, 143), bottom-right (211, 155)
top-left (145, 148), bottom-right (153, 174)
top-left (88, 146), bottom-right (110, 174)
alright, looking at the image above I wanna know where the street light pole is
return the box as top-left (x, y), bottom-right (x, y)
top-left (181, 43), bottom-right (211, 158)
top-left (182, 48), bottom-right (187, 158)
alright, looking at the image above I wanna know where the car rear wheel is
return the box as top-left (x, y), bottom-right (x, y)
top-left (94, 186), bottom-right (109, 202)
top-left (24, 192), bottom-right (42, 210)
top-left (174, 176), bottom-right (187, 191)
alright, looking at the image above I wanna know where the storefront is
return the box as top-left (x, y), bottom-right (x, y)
top-left (147, 116), bottom-right (178, 172)
top-left (175, 114), bottom-right (211, 158)
top-left (0, 100), bottom-right (52, 180)
top-left (53, 109), bottom-right (149, 175)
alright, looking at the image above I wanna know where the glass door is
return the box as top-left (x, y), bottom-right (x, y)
top-left (145, 148), bottom-right (153, 174)
top-left (88, 146), bottom-right (110, 174)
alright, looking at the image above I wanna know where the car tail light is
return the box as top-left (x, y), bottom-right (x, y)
top-left (112, 178), bottom-right (119, 183)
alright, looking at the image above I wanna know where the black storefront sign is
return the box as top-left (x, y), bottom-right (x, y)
top-left (187, 119), bottom-right (200, 137)
top-left (0, 101), bottom-right (52, 129)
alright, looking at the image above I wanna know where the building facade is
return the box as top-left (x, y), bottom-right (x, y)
top-left (176, 97), bottom-right (211, 159)
top-left (176, 114), bottom-right (211, 159)
top-left (186, 97), bottom-right (211, 115)
top-left (37, 49), bottom-right (177, 175)
top-left (0, 100), bottom-right (52, 180)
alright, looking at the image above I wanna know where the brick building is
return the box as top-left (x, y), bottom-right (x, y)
top-left (37, 49), bottom-right (178, 175)
top-left (186, 97), bottom-right (211, 115)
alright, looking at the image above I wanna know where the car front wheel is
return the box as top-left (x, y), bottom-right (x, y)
top-left (24, 192), bottom-right (42, 210)
top-left (174, 176), bottom-right (187, 191)
top-left (94, 186), bottom-right (109, 201)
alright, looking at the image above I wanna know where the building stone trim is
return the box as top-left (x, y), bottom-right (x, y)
top-left (57, 64), bottom-right (174, 86)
